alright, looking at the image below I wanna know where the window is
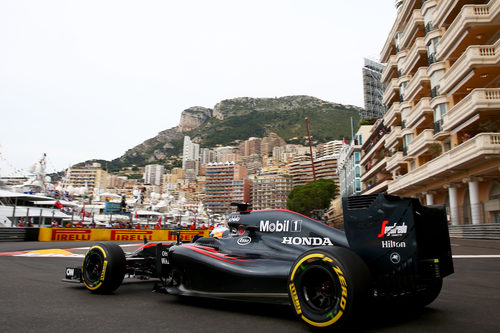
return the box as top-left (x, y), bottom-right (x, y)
top-left (403, 133), bottom-right (413, 155)
top-left (427, 37), bottom-right (439, 65)
top-left (395, 32), bottom-right (402, 52)
top-left (354, 152), bottom-right (360, 164)
top-left (400, 81), bottom-right (408, 101)
top-left (433, 103), bottom-right (447, 132)
top-left (355, 179), bottom-right (361, 192)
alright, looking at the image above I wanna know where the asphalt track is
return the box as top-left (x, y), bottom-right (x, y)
top-left (0, 239), bottom-right (499, 333)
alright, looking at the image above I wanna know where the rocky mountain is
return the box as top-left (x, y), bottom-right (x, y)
top-left (178, 106), bottom-right (215, 132)
top-left (100, 95), bottom-right (363, 172)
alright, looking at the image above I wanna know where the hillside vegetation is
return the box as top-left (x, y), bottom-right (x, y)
top-left (80, 95), bottom-right (362, 172)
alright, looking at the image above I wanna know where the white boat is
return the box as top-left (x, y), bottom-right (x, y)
top-left (0, 189), bottom-right (72, 227)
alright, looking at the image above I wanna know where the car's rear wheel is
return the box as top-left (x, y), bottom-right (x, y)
top-left (82, 243), bottom-right (126, 294)
top-left (287, 246), bottom-right (371, 330)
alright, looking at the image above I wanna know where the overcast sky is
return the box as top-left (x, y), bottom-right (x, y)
top-left (0, 0), bottom-right (397, 176)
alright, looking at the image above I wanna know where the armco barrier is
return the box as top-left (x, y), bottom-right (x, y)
top-left (38, 228), bottom-right (210, 242)
top-left (0, 227), bottom-right (26, 242)
top-left (0, 228), bottom-right (39, 242)
top-left (448, 223), bottom-right (500, 240)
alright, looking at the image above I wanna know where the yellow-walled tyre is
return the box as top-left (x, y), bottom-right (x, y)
top-left (288, 246), bottom-right (370, 330)
top-left (82, 243), bottom-right (126, 294)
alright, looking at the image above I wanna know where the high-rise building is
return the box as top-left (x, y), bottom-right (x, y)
top-left (252, 171), bottom-right (292, 210)
top-left (361, 58), bottom-right (387, 120)
top-left (375, 0), bottom-right (500, 225)
top-left (144, 164), bottom-right (164, 186)
top-left (182, 136), bottom-right (199, 170)
top-left (204, 162), bottom-right (249, 215)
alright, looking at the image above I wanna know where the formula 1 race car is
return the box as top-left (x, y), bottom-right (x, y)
top-left (63, 194), bottom-right (453, 330)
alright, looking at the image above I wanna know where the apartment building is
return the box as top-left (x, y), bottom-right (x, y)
top-left (107, 174), bottom-right (128, 188)
top-left (288, 154), bottom-right (341, 189)
top-left (204, 162), bottom-right (249, 215)
top-left (338, 125), bottom-right (372, 197)
top-left (316, 140), bottom-right (343, 159)
top-left (144, 164), bottom-right (164, 186)
top-left (375, 0), bottom-right (499, 224)
top-left (67, 163), bottom-right (108, 192)
top-left (182, 136), bottom-right (199, 170)
top-left (251, 171), bottom-right (292, 210)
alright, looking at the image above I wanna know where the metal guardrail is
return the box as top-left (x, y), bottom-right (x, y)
top-left (0, 227), bottom-right (27, 242)
top-left (449, 224), bottom-right (500, 240)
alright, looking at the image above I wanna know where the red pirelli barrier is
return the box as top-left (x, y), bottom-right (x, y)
top-left (38, 228), bottom-right (210, 242)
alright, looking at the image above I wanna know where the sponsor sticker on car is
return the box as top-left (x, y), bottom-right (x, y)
top-left (377, 220), bottom-right (407, 238)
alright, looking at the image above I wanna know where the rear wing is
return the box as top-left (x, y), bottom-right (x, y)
top-left (342, 194), bottom-right (453, 283)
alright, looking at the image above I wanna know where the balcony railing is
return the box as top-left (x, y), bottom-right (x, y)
top-left (361, 158), bottom-right (386, 182)
top-left (437, 1), bottom-right (500, 60)
top-left (404, 67), bottom-right (430, 102)
top-left (434, 119), bottom-right (443, 133)
top-left (406, 97), bottom-right (432, 128)
top-left (407, 129), bottom-right (435, 157)
top-left (399, 10), bottom-right (424, 50)
top-left (389, 133), bottom-right (500, 194)
top-left (443, 88), bottom-right (500, 132)
top-left (384, 126), bottom-right (402, 148)
top-left (383, 102), bottom-right (401, 127)
top-left (381, 55), bottom-right (397, 83)
top-left (382, 78), bottom-right (399, 105)
top-left (440, 40), bottom-right (499, 94)
top-left (363, 179), bottom-right (391, 195)
top-left (386, 151), bottom-right (404, 171)
top-left (401, 37), bottom-right (426, 76)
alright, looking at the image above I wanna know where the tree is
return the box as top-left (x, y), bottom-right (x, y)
top-left (287, 179), bottom-right (337, 218)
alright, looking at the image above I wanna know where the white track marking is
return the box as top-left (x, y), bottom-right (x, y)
top-left (453, 255), bottom-right (500, 258)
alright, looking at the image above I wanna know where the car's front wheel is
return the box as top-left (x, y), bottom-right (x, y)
top-left (82, 243), bottom-right (126, 294)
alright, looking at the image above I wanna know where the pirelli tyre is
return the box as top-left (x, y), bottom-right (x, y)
top-left (82, 243), bottom-right (126, 294)
top-left (287, 246), bottom-right (371, 330)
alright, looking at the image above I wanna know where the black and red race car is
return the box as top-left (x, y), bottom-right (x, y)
top-left (64, 194), bottom-right (453, 330)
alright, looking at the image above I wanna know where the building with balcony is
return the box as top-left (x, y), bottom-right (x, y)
top-left (316, 140), bottom-right (343, 159)
top-left (288, 154), bottom-right (341, 190)
top-left (67, 163), bottom-right (108, 193)
top-left (252, 171), bottom-right (293, 210)
top-left (204, 162), bottom-right (249, 215)
top-left (359, 120), bottom-right (392, 194)
top-left (337, 125), bottom-right (372, 197)
top-left (378, 0), bottom-right (500, 225)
